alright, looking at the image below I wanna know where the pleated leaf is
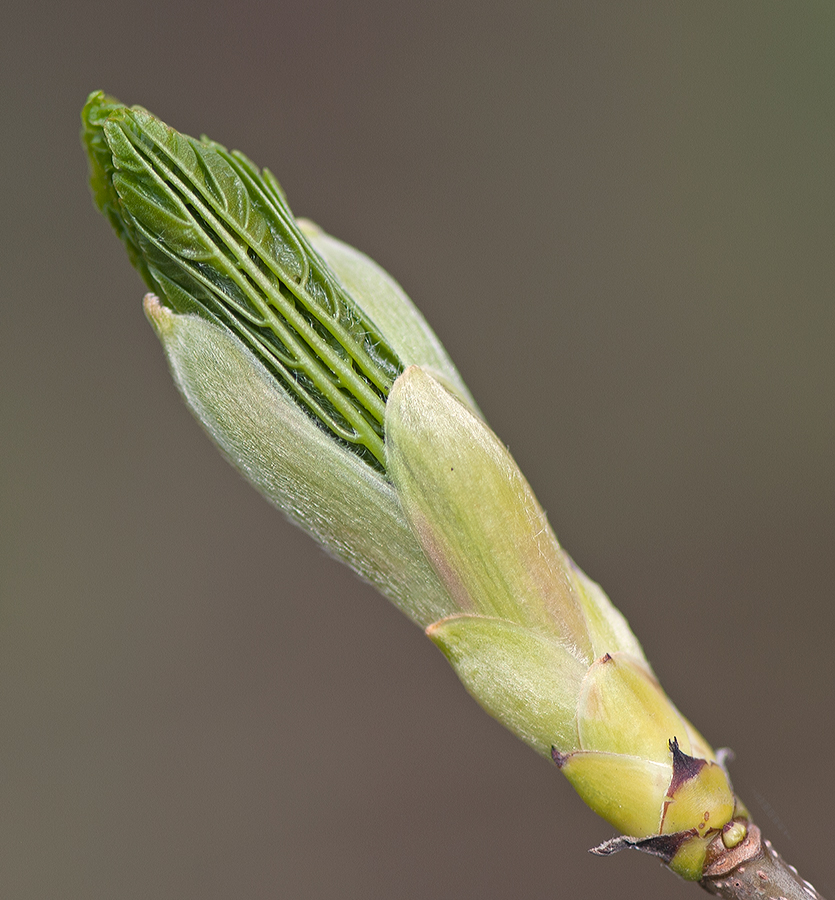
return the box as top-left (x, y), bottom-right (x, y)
top-left (83, 91), bottom-right (401, 470)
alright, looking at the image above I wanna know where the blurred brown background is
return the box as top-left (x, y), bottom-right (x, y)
top-left (2, 3), bottom-right (834, 898)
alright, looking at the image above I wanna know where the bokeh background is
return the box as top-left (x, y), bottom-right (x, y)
top-left (2, 3), bottom-right (834, 898)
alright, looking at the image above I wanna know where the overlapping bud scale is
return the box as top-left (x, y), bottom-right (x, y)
top-left (387, 367), bottom-right (737, 879)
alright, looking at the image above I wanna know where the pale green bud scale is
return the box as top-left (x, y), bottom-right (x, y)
top-left (555, 751), bottom-right (672, 837)
top-left (386, 366), bottom-right (594, 652)
top-left (577, 652), bottom-right (693, 763)
top-left (569, 563), bottom-right (649, 666)
top-left (143, 296), bottom-right (458, 627)
top-left (427, 615), bottom-right (586, 756)
top-left (660, 756), bottom-right (734, 837)
top-left (385, 366), bottom-right (737, 878)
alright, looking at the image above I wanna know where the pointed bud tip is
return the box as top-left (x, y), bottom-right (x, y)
top-left (389, 364), bottom-right (429, 404)
top-left (296, 217), bottom-right (322, 238)
top-left (142, 293), bottom-right (175, 337)
top-left (668, 736), bottom-right (706, 793)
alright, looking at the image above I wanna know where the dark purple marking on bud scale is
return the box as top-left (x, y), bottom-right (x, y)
top-left (550, 746), bottom-right (569, 768)
top-left (591, 830), bottom-right (695, 863)
top-left (668, 736), bottom-right (706, 795)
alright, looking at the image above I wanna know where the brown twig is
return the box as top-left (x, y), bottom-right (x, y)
top-left (700, 824), bottom-right (825, 900)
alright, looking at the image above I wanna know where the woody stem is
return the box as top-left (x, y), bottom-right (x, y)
top-left (699, 824), bottom-right (826, 900)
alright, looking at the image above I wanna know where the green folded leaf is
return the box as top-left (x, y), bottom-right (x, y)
top-left (83, 91), bottom-right (402, 470)
top-left (300, 220), bottom-right (477, 412)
